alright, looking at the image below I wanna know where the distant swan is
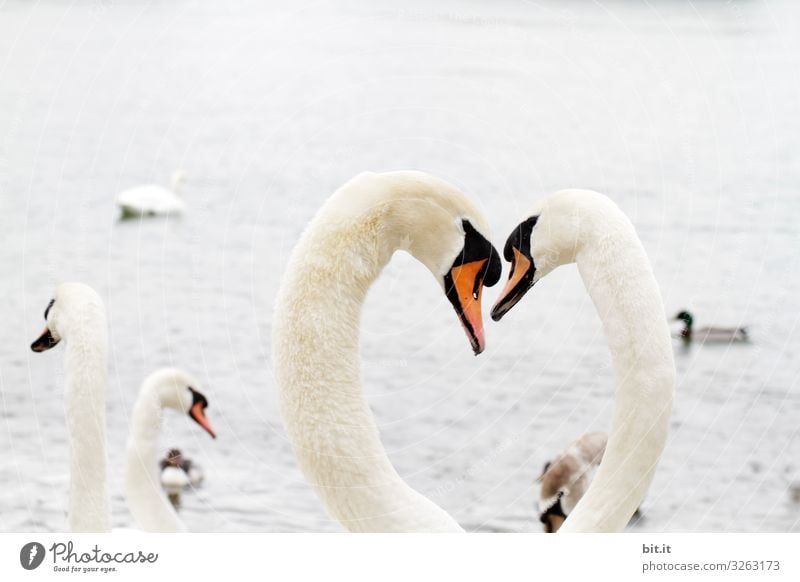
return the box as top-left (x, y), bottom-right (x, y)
top-left (491, 190), bottom-right (675, 532)
top-left (674, 310), bottom-right (749, 343)
top-left (273, 171), bottom-right (501, 532)
top-left (126, 368), bottom-right (217, 532)
top-left (117, 171), bottom-right (186, 218)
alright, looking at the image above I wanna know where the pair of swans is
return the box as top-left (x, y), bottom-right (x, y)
top-left (30, 284), bottom-right (216, 532)
top-left (273, 171), bottom-right (675, 532)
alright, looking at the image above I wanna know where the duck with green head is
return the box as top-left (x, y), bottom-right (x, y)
top-left (674, 310), bottom-right (749, 343)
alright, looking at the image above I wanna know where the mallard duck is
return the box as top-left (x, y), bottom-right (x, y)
top-left (674, 310), bottom-right (749, 343)
top-left (159, 448), bottom-right (205, 509)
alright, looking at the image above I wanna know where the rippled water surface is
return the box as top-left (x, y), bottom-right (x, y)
top-left (1, 0), bottom-right (799, 532)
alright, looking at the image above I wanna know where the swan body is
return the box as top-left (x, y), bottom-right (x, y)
top-left (492, 190), bottom-right (675, 532)
top-left (674, 310), bottom-right (749, 343)
top-left (30, 283), bottom-right (112, 532)
top-left (126, 368), bottom-right (216, 532)
top-left (273, 171), bottom-right (501, 532)
top-left (538, 432), bottom-right (607, 533)
top-left (117, 171), bottom-right (186, 218)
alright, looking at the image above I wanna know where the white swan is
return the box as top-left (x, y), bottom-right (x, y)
top-left (30, 285), bottom-right (216, 533)
top-left (30, 283), bottom-right (112, 532)
top-left (273, 171), bottom-right (502, 532)
top-left (117, 170), bottom-right (186, 218)
top-left (125, 368), bottom-right (217, 532)
top-left (491, 189), bottom-right (675, 532)
top-left (537, 432), bottom-right (607, 533)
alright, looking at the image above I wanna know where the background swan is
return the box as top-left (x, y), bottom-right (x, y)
top-left (30, 283), bottom-right (112, 532)
top-left (273, 171), bottom-right (501, 532)
top-left (537, 432), bottom-right (606, 533)
top-left (126, 368), bottom-right (217, 532)
top-left (491, 190), bottom-right (675, 532)
top-left (117, 170), bottom-right (186, 218)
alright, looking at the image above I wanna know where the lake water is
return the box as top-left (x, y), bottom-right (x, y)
top-left (1, 0), bottom-right (799, 532)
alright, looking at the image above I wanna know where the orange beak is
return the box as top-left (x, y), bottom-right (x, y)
top-left (447, 259), bottom-right (488, 355)
top-left (190, 402), bottom-right (217, 439)
top-left (491, 247), bottom-right (536, 321)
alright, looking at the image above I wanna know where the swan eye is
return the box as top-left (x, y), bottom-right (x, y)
top-left (44, 299), bottom-right (55, 321)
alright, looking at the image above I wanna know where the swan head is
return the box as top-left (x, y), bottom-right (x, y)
top-left (389, 211), bottom-right (501, 354)
top-left (30, 282), bottom-right (106, 352)
top-left (333, 171), bottom-right (502, 354)
top-left (491, 190), bottom-right (611, 321)
top-left (403, 197), bottom-right (501, 354)
top-left (433, 217), bottom-right (502, 354)
top-left (146, 368), bottom-right (217, 439)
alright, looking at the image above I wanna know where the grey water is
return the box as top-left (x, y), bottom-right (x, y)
top-left (0, 0), bottom-right (799, 532)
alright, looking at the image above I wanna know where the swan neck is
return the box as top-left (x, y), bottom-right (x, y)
top-left (561, 222), bottom-right (675, 532)
top-left (125, 383), bottom-right (186, 532)
top-left (274, 187), bottom-right (463, 532)
top-left (63, 330), bottom-right (112, 532)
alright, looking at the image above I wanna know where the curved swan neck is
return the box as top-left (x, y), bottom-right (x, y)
top-left (63, 324), bottom-right (112, 532)
top-left (125, 379), bottom-right (186, 532)
top-left (560, 214), bottom-right (675, 532)
top-left (274, 173), bottom-right (465, 532)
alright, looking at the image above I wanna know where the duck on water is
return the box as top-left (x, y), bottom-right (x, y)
top-left (674, 310), bottom-right (749, 343)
